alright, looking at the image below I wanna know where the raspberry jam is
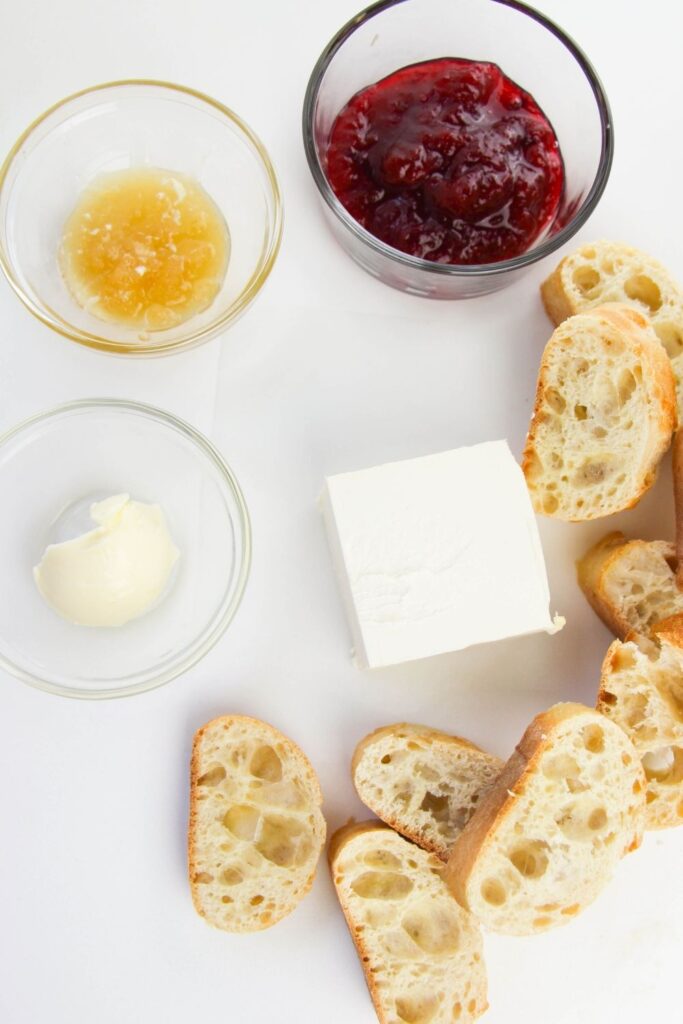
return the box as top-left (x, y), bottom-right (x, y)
top-left (325, 58), bottom-right (564, 265)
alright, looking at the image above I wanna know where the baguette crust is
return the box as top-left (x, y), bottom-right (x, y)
top-left (445, 703), bottom-right (646, 934)
top-left (330, 821), bottom-right (487, 1024)
top-left (188, 715), bottom-right (326, 932)
top-left (598, 618), bottom-right (683, 828)
top-left (352, 724), bottom-right (503, 860)
top-left (523, 303), bottom-right (676, 520)
top-left (578, 532), bottom-right (682, 639)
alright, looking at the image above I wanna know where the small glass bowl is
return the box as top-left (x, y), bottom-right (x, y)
top-left (0, 81), bottom-right (282, 355)
top-left (0, 400), bottom-right (251, 698)
top-left (303, 0), bottom-right (613, 299)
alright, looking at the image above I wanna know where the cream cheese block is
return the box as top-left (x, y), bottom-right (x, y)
top-left (321, 441), bottom-right (563, 669)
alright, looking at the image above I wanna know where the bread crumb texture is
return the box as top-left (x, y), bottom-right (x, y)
top-left (331, 823), bottom-right (487, 1024)
top-left (541, 240), bottom-right (683, 413)
top-left (523, 303), bottom-right (676, 520)
top-left (447, 704), bottom-right (645, 935)
top-left (599, 618), bottom-right (683, 829)
top-left (578, 532), bottom-right (683, 639)
top-left (189, 715), bottom-right (326, 931)
top-left (353, 725), bottom-right (503, 861)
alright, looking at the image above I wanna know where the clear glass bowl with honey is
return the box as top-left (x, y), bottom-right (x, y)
top-left (0, 81), bottom-right (282, 355)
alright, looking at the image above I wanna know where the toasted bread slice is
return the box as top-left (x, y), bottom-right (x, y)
top-left (522, 303), bottom-right (676, 520)
top-left (578, 531), bottom-right (683, 639)
top-left (598, 616), bottom-right (683, 829)
top-left (188, 715), bottom-right (326, 932)
top-left (444, 703), bottom-right (646, 935)
top-left (541, 240), bottom-right (683, 411)
top-left (352, 724), bottom-right (504, 861)
top-left (330, 822), bottom-right (487, 1024)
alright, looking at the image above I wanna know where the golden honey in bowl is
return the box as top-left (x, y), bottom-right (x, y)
top-left (59, 167), bottom-right (230, 332)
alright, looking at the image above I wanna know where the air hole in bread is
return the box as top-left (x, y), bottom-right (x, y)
top-left (395, 992), bottom-right (439, 1024)
top-left (632, 779), bottom-right (643, 794)
top-left (407, 859), bottom-right (418, 869)
top-left (545, 387), bottom-right (566, 413)
top-left (363, 849), bottom-right (402, 870)
top-left (624, 274), bottom-right (662, 312)
top-left (525, 452), bottom-right (544, 480)
top-left (533, 916), bottom-right (553, 928)
top-left (193, 871), bottom-right (213, 884)
top-left (223, 804), bottom-right (260, 841)
top-left (588, 808), bottom-right (608, 830)
top-left (574, 461), bottom-right (608, 487)
top-left (256, 816), bottom-right (309, 868)
top-left (197, 765), bottom-right (226, 787)
top-left (654, 322), bottom-right (683, 357)
top-left (593, 426), bottom-right (607, 438)
top-left (542, 752), bottom-right (580, 780)
top-left (642, 746), bottom-right (683, 784)
top-left (351, 871), bottom-right (414, 900)
top-left (508, 841), bottom-right (549, 879)
top-left (583, 724), bottom-right (605, 753)
top-left (543, 493), bottom-right (559, 514)
top-left (401, 901), bottom-right (461, 955)
top-left (221, 866), bottom-right (243, 885)
top-left (574, 403), bottom-right (588, 420)
top-left (618, 368), bottom-right (637, 404)
top-left (250, 895), bottom-right (264, 906)
top-left (480, 878), bottom-right (507, 906)
top-left (250, 745), bottom-right (283, 782)
top-left (420, 791), bottom-right (450, 822)
top-left (380, 754), bottom-right (392, 764)
top-left (453, 1003), bottom-right (462, 1020)
top-left (573, 266), bottom-right (601, 294)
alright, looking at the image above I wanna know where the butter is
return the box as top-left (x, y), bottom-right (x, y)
top-left (34, 493), bottom-right (179, 627)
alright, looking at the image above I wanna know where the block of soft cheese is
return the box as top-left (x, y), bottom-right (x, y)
top-left (321, 441), bottom-right (563, 669)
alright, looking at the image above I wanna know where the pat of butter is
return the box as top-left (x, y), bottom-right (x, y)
top-left (34, 493), bottom-right (179, 627)
top-left (321, 441), bottom-right (563, 669)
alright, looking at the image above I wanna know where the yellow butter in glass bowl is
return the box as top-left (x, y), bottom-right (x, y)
top-left (59, 167), bottom-right (230, 332)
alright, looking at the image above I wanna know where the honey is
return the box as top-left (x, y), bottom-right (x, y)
top-left (59, 167), bottom-right (229, 332)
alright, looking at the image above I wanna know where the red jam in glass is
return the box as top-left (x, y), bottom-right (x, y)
top-left (325, 58), bottom-right (564, 265)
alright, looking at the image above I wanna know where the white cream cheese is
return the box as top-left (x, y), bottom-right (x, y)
top-left (33, 493), bottom-right (180, 627)
top-left (321, 440), bottom-right (564, 669)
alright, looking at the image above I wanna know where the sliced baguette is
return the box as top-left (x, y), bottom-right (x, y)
top-left (541, 240), bottom-right (683, 411)
top-left (578, 531), bottom-right (683, 639)
top-left (330, 822), bottom-right (487, 1024)
top-left (188, 715), bottom-right (326, 932)
top-left (598, 616), bottom-right (683, 828)
top-left (522, 303), bottom-right (676, 520)
top-left (352, 724), bottom-right (504, 861)
top-left (444, 703), bottom-right (646, 935)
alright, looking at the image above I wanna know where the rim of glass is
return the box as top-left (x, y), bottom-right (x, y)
top-left (0, 398), bottom-right (252, 699)
top-left (302, 0), bottom-right (614, 277)
top-left (0, 80), bottom-right (283, 356)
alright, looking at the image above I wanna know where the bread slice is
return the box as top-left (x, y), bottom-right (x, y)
top-left (598, 616), bottom-right (683, 828)
top-left (444, 703), bottom-right (646, 935)
top-left (330, 822), bottom-right (487, 1024)
top-left (522, 303), bottom-right (676, 520)
top-left (188, 715), bottom-right (326, 932)
top-left (541, 240), bottom-right (683, 410)
top-left (352, 724), bottom-right (504, 861)
top-left (578, 531), bottom-right (683, 639)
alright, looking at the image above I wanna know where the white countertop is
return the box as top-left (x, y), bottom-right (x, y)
top-left (0, 1), bottom-right (681, 1022)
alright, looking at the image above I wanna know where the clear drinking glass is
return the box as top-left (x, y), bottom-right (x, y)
top-left (303, 0), bottom-right (613, 299)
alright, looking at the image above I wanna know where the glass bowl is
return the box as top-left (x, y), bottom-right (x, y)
top-left (302, 0), bottom-right (613, 299)
top-left (0, 81), bottom-right (282, 355)
top-left (0, 400), bottom-right (251, 698)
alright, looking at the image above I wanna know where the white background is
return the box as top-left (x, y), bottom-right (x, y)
top-left (1, 1), bottom-right (681, 1022)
